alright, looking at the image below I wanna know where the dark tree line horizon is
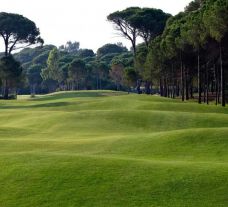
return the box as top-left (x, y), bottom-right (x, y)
top-left (0, 0), bottom-right (227, 107)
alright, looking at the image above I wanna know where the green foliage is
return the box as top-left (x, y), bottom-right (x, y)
top-left (110, 63), bottom-right (125, 90)
top-left (97, 43), bottom-right (128, 57)
top-left (59, 41), bottom-right (80, 54)
top-left (0, 55), bottom-right (22, 80)
top-left (108, 7), bottom-right (140, 22)
top-left (14, 45), bottom-right (55, 68)
top-left (68, 58), bottom-right (86, 89)
top-left (135, 43), bottom-right (148, 75)
top-left (32, 51), bottom-right (50, 66)
top-left (27, 64), bottom-right (42, 86)
top-left (130, 8), bottom-right (171, 46)
top-left (11, 41), bottom-right (133, 92)
top-left (203, 0), bottom-right (228, 42)
top-left (69, 59), bottom-right (86, 74)
top-left (185, 0), bottom-right (205, 12)
top-left (78, 49), bottom-right (95, 58)
top-left (145, 37), bottom-right (164, 82)
top-left (0, 12), bottom-right (43, 55)
top-left (40, 48), bottom-right (62, 92)
top-left (98, 53), bottom-right (119, 65)
top-left (0, 55), bottom-right (23, 98)
top-left (138, 0), bottom-right (228, 105)
top-left (161, 12), bottom-right (188, 56)
top-left (59, 54), bottom-right (76, 65)
top-left (124, 66), bottom-right (138, 87)
top-left (180, 9), bottom-right (208, 51)
top-left (82, 56), bottom-right (96, 63)
top-left (107, 7), bottom-right (140, 54)
top-left (41, 48), bottom-right (61, 81)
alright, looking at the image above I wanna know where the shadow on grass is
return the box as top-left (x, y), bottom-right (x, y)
top-left (0, 102), bottom-right (72, 110)
top-left (31, 91), bottom-right (125, 101)
top-left (0, 91), bottom-right (127, 110)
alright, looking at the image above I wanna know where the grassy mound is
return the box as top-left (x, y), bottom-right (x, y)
top-left (0, 91), bottom-right (227, 207)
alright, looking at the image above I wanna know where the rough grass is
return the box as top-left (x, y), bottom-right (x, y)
top-left (0, 90), bottom-right (228, 207)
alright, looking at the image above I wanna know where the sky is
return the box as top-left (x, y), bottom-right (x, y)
top-left (0, 0), bottom-right (192, 52)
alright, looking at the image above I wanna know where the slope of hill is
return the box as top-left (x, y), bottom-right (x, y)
top-left (0, 91), bottom-right (227, 207)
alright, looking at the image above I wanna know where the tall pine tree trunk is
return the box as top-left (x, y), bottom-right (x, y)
top-left (164, 78), bottom-right (167, 97)
top-left (220, 43), bottom-right (225, 107)
top-left (176, 80), bottom-right (180, 97)
top-left (198, 50), bottom-right (202, 104)
top-left (180, 52), bottom-right (184, 101)
top-left (206, 65), bottom-right (209, 105)
top-left (159, 78), bottom-right (163, 96)
top-left (172, 64), bottom-right (175, 99)
top-left (203, 70), bottom-right (206, 103)
top-left (96, 76), bottom-right (99, 90)
top-left (3, 79), bottom-right (9, 99)
top-left (190, 81), bottom-right (194, 99)
top-left (185, 66), bottom-right (189, 100)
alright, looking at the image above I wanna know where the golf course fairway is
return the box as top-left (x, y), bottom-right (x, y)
top-left (0, 91), bottom-right (228, 207)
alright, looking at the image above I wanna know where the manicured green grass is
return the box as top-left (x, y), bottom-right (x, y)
top-left (0, 90), bottom-right (228, 207)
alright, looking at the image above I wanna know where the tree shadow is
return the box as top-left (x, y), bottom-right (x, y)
top-left (0, 101), bottom-right (71, 110)
top-left (31, 91), bottom-right (107, 101)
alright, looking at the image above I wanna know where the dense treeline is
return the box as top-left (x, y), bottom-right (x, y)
top-left (144, 0), bottom-right (228, 106)
top-left (0, 0), bottom-right (227, 107)
top-left (13, 42), bottom-right (133, 95)
top-left (0, 40), bottom-right (133, 96)
top-left (108, 0), bottom-right (227, 106)
top-left (0, 13), bottom-right (134, 98)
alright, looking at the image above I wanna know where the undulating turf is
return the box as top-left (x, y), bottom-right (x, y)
top-left (0, 90), bottom-right (228, 207)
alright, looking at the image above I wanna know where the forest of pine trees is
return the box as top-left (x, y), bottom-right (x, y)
top-left (0, 0), bottom-right (227, 106)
